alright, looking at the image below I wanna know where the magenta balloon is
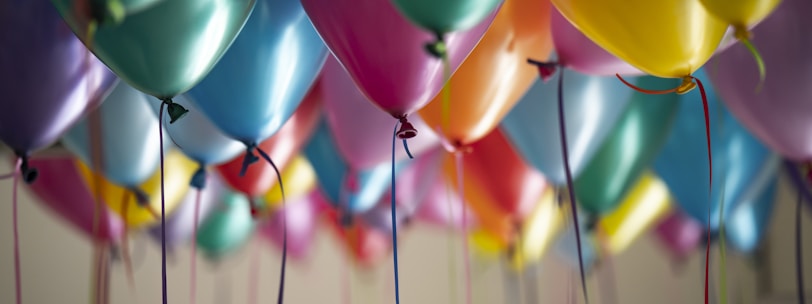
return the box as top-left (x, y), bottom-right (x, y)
top-left (707, 0), bottom-right (812, 160)
top-left (653, 211), bottom-right (703, 261)
top-left (321, 57), bottom-right (440, 169)
top-left (259, 191), bottom-right (324, 261)
top-left (26, 157), bottom-right (124, 241)
top-left (551, 10), bottom-right (642, 76)
top-left (302, 0), bottom-right (495, 117)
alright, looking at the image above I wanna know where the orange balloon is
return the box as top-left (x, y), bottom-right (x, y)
top-left (418, 0), bottom-right (554, 146)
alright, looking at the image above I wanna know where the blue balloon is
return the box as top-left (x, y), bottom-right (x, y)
top-left (62, 81), bottom-right (168, 187)
top-left (653, 69), bottom-right (779, 231)
top-left (554, 218), bottom-right (596, 273)
top-left (501, 70), bottom-right (634, 185)
top-left (188, 0), bottom-right (328, 144)
top-left (725, 177), bottom-right (777, 253)
top-left (304, 121), bottom-right (406, 214)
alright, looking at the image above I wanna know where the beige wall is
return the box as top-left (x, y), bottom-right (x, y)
top-left (0, 159), bottom-right (809, 303)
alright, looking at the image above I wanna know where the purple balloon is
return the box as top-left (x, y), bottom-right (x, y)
top-left (0, 0), bottom-right (115, 154)
top-left (148, 172), bottom-right (227, 248)
top-left (259, 191), bottom-right (324, 261)
top-left (707, 0), bottom-right (812, 160)
top-left (653, 211), bottom-right (703, 261)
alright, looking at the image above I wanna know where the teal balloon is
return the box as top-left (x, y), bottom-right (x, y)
top-left (196, 191), bottom-right (255, 258)
top-left (391, 0), bottom-right (502, 34)
top-left (188, 0), bottom-right (328, 143)
top-left (51, 0), bottom-right (256, 98)
top-left (304, 121), bottom-right (406, 214)
top-left (653, 69), bottom-right (780, 231)
top-left (725, 177), bottom-right (777, 253)
top-left (574, 76), bottom-right (680, 215)
top-left (501, 70), bottom-right (634, 185)
top-left (62, 81), bottom-right (168, 187)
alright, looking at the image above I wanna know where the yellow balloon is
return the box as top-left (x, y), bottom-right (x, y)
top-left (509, 188), bottom-right (564, 270)
top-left (77, 150), bottom-right (197, 228)
top-left (551, 0), bottom-right (728, 78)
top-left (699, 0), bottom-right (781, 27)
top-left (469, 229), bottom-right (506, 259)
top-left (263, 155), bottom-right (316, 209)
top-left (596, 171), bottom-right (671, 255)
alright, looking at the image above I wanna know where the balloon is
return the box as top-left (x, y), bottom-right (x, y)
top-left (653, 70), bottom-right (780, 231)
top-left (554, 217), bottom-right (596, 273)
top-left (321, 58), bottom-right (440, 170)
top-left (62, 81), bottom-right (167, 187)
top-left (699, 0), bottom-right (780, 30)
top-left (302, 0), bottom-right (494, 119)
top-left (414, 177), bottom-right (476, 230)
top-left (0, 0), bottom-right (115, 155)
top-left (76, 150), bottom-right (198, 228)
top-left (51, 0), bottom-right (254, 98)
top-left (263, 155), bottom-right (317, 210)
top-left (323, 208), bottom-right (391, 267)
top-left (551, 10), bottom-right (641, 76)
top-left (260, 190), bottom-right (325, 260)
top-left (509, 188), bottom-right (565, 270)
top-left (391, 0), bottom-right (501, 35)
top-left (706, 0), bottom-right (812, 160)
top-left (551, 0), bottom-right (727, 78)
top-left (502, 72), bottom-right (634, 185)
top-left (417, 0), bottom-right (554, 146)
top-left (196, 191), bottom-right (255, 258)
top-left (149, 94), bottom-right (243, 167)
top-left (148, 173), bottom-right (228, 248)
top-left (26, 156), bottom-right (124, 241)
top-left (574, 77), bottom-right (680, 215)
top-left (216, 85), bottom-right (322, 197)
top-left (725, 177), bottom-right (777, 253)
top-left (304, 121), bottom-right (406, 214)
top-left (653, 211), bottom-right (703, 261)
top-left (596, 172), bottom-right (672, 255)
top-left (189, 0), bottom-right (327, 143)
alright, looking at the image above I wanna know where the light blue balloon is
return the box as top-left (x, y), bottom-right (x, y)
top-left (62, 81), bottom-right (168, 187)
top-left (189, 0), bottom-right (328, 144)
top-left (554, 217), bottom-right (595, 273)
top-left (148, 94), bottom-right (243, 166)
top-left (725, 177), bottom-right (777, 253)
top-left (304, 121), bottom-right (406, 214)
top-left (653, 69), bottom-right (779, 231)
top-left (501, 70), bottom-right (634, 185)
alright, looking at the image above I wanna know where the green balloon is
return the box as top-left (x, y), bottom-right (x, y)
top-left (51, 0), bottom-right (256, 98)
top-left (196, 192), bottom-right (255, 258)
top-left (574, 76), bottom-right (680, 216)
top-left (391, 0), bottom-right (502, 35)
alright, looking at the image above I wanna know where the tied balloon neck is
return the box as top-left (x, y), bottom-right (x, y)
top-left (527, 58), bottom-right (559, 83)
top-left (190, 165), bottom-right (207, 189)
top-left (131, 187), bottom-right (150, 207)
top-left (425, 33), bottom-right (447, 59)
top-left (249, 198), bottom-right (263, 220)
top-left (675, 76), bottom-right (696, 95)
top-left (160, 98), bottom-right (189, 124)
top-left (733, 25), bottom-right (753, 42)
top-left (87, 0), bottom-right (126, 27)
top-left (238, 144), bottom-right (261, 177)
top-left (17, 154), bottom-right (37, 184)
top-left (340, 212), bottom-right (354, 228)
top-left (585, 216), bottom-right (599, 233)
top-left (396, 116), bottom-right (418, 139)
top-left (615, 74), bottom-right (697, 95)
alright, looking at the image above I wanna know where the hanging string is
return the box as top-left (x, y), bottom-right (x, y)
top-left (120, 191), bottom-right (135, 292)
top-left (454, 151), bottom-right (472, 304)
top-left (251, 147), bottom-right (288, 304)
top-left (732, 25), bottom-right (766, 87)
top-left (88, 108), bottom-right (105, 304)
top-left (718, 179), bottom-right (728, 304)
top-left (102, 247), bottom-right (111, 304)
top-left (342, 250), bottom-right (352, 304)
top-left (11, 158), bottom-right (22, 304)
top-left (190, 188), bottom-right (203, 304)
top-left (596, 231), bottom-right (619, 304)
top-left (445, 183), bottom-right (459, 304)
top-left (390, 120), bottom-right (403, 304)
top-left (797, 189), bottom-right (807, 304)
top-left (158, 102), bottom-right (169, 304)
top-left (248, 240), bottom-right (261, 304)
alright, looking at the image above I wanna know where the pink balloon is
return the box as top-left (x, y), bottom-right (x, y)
top-left (321, 57), bottom-right (440, 170)
top-left (551, 10), bottom-right (642, 76)
top-left (653, 211), bottom-right (703, 261)
top-left (302, 0), bottom-right (495, 118)
top-left (259, 191), bottom-right (325, 261)
top-left (26, 156), bottom-right (124, 242)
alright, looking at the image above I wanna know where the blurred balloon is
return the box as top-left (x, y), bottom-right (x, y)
top-left (502, 72), bottom-right (633, 185)
top-left (0, 0), bottom-right (115, 157)
top-left (260, 190), bottom-right (325, 261)
top-left (554, 215), bottom-right (596, 273)
top-left (707, 0), bottom-right (812, 161)
top-left (574, 77), bottom-right (680, 215)
top-left (305, 121), bottom-right (406, 214)
top-left (321, 58), bottom-right (440, 170)
top-left (699, 0), bottom-right (780, 38)
top-left (653, 211), bottom-right (703, 261)
top-left (51, 0), bottom-right (254, 99)
top-left (26, 156), bottom-right (123, 241)
top-left (263, 155), bottom-right (317, 210)
top-left (216, 85), bottom-right (322, 197)
top-left (470, 229), bottom-right (508, 259)
top-left (417, 0), bottom-right (553, 146)
top-left (414, 178), bottom-right (476, 230)
top-left (148, 173), bottom-right (228, 248)
top-left (726, 177), bottom-right (778, 253)
top-left (550, 10), bottom-right (641, 76)
top-left (323, 208), bottom-right (391, 268)
top-left (62, 81), bottom-right (167, 187)
top-left (509, 188), bottom-right (565, 270)
top-left (302, 0), bottom-right (493, 121)
top-left (76, 150), bottom-right (197, 228)
top-left (551, 0), bottom-right (726, 78)
top-left (197, 191), bottom-right (255, 258)
top-left (190, 0), bottom-right (327, 144)
top-left (391, 0), bottom-right (501, 35)
top-left (596, 172), bottom-right (672, 255)
top-left (653, 70), bottom-right (779, 231)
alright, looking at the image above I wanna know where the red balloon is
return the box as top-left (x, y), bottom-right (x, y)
top-left (216, 82), bottom-right (323, 197)
top-left (323, 208), bottom-right (391, 268)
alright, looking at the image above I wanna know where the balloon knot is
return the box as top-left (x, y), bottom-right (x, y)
top-left (396, 116), bottom-right (418, 139)
top-left (424, 33), bottom-right (447, 59)
top-left (131, 188), bottom-right (150, 207)
top-left (527, 58), bottom-right (559, 83)
top-left (18, 154), bottom-right (37, 184)
top-left (733, 25), bottom-right (766, 85)
top-left (190, 165), bottom-right (207, 189)
top-left (82, 0), bottom-right (125, 27)
top-left (161, 98), bottom-right (189, 124)
top-left (239, 144), bottom-right (260, 177)
top-left (675, 76), bottom-right (697, 95)
top-left (340, 212), bottom-right (354, 228)
top-left (733, 25), bottom-right (752, 41)
top-left (585, 216), bottom-right (599, 232)
top-left (250, 201), bottom-right (263, 220)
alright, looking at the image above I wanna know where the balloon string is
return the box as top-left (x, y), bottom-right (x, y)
top-left (733, 26), bottom-right (766, 87)
top-left (441, 52), bottom-right (451, 134)
top-left (342, 252), bottom-right (352, 304)
top-left (191, 189), bottom-right (202, 304)
top-left (718, 178), bottom-right (728, 304)
top-left (390, 120), bottom-right (402, 304)
top-left (248, 240), bottom-right (261, 304)
top-left (120, 191), bottom-right (135, 292)
top-left (797, 189), bottom-right (807, 304)
top-left (445, 183), bottom-right (459, 304)
top-left (253, 146), bottom-right (287, 304)
top-left (559, 69), bottom-right (589, 304)
top-left (615, 74), bottom-right (678, 94)
top-left (694, 76), bottom-right (713, 304)
top-left (454, 151), bottom-right (472, 304)
top-left (158, 102), bottom-right (169, 304)
top-left (784, 161), bottom-right (812, 210)
top-left (597, 232), bottom-right (618, 304)
top-left (101, 247), bottom-right (111, 304)
top-left (11, 158), bottom-right (21, 304)
top-left (402, 139), bottom-right (414, 159)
